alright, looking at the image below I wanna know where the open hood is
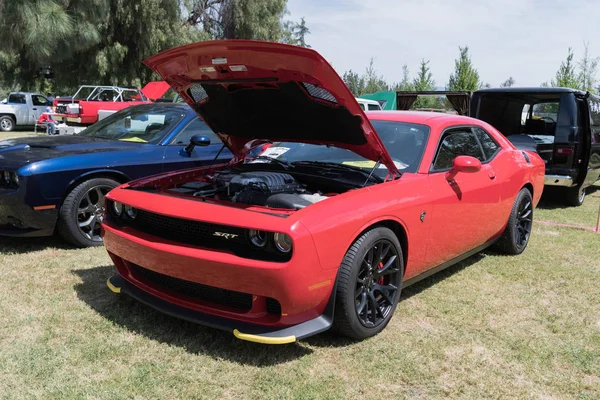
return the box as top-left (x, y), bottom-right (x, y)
top-left (143, 40), bottom-right (398, 175)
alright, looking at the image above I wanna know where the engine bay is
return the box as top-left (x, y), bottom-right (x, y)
top-left (166, 169), bottom-right (333, 210)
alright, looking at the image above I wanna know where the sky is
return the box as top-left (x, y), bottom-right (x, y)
top-left (286, 0), bottom-right (600, 88)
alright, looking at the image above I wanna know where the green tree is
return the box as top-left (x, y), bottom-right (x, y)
top-left (500, 77), bottom-right (515, 87)
top-left (412, 59), bottom-right (437, 108)
top-left (551, 48), bottom-right (579, 89)
top-left (342, 70), bottom-right (364, 96)
top-left (447, 46), bottom-right (481, 92)
top-left (363, 58), bottom-right (389, 95)
top-left (577, 43), bottom-right (598, 93)
top-left (391, 65), bottom-right (413, 91)
top-left (281, 17), bottom-right (310, 47)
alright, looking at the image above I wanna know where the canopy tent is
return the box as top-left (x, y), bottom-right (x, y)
top-left (395, 91), bottom-right (471, 115)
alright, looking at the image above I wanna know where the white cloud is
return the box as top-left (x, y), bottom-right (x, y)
top-left (287, 0), bottom-right (600, 87)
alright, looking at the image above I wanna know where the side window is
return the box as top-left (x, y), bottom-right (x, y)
top-left (432, 129), bottom-right (485, 171)
top-left (170, 118), bottom-right (219, 145)
top-left (8, 94), bottom-right (26, 104)
top-left (474, 127), bottom-right (500, 160)
top-left (31, 95), bottom-right (49, 106)
top-left (367, 103), bottom-right (380, 111)
top-left (359, 103), bottom-right (366, 111)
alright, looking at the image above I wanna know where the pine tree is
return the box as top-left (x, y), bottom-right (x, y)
top-left (412, 59), bottom-right (437, 108)
top-left (447, 46), bottom-right (481, 92)
top-left (578, 43), bottom-right (598, 93)
top-left (551, 48), bottom-right (579, 89)
top-left (500, 77), bottom-right (516, 87)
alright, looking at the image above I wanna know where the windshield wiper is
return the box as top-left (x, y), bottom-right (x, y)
top-left (291, 161), bottom-right (382, 183)
top-left (248, 155), bottom-right (291, 169)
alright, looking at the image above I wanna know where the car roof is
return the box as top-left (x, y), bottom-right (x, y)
top-left (474, 87), bottom-right (586, 95)
top-left (366, 110), bottom-right (481, 126)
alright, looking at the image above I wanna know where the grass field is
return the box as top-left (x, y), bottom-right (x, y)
top-left (0, 193), bottom-right (598, 399)
top-left (0, 128), bottom-right (599, 398)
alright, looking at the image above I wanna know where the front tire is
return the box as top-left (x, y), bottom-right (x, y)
top-left (0, 115), bottom-right (15, 132)
top-left (496, 188), bottom-right (533, 255)
top-left (57, 178), bottom-right (119, 247)
top-left (333, 227), bottom-right (404, 340)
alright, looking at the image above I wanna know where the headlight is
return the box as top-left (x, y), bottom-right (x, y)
top-left (2, 171), bottom-right (10, 185)
top-left (273, 233), bottom-right (292, 253)
top-left (125, 205), bottom-right (137, 219)
top-left (112, 201), bottom-right (123, 217)
top-left (248, 229), bottom-right (268, 248)
top-left (11, 173), bottom-right (19, 187)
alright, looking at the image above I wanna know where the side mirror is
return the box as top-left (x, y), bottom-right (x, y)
top-left (184, 134), bottom-right (211, 155)
top-left (445, 156), bottom-right (482, 182)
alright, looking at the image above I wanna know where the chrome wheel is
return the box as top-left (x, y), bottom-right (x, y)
top-left (0, 117), bottom-right (14, 131)
top-left (515, 197), bottom-right (533, 249)
top-left (355, 239), bottom-right (401, 328)
top-left (77, 185), bottom-right (111, 242)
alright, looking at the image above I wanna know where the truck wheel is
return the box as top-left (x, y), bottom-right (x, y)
top-left (564, 185), bottom-right (585, 207)
top-left (0, 115), bottom-right (15, 132)
top-left (333, 227), bottom-right (404, 340)
top-left (57, 178), bottom-right (119, 247)
top-left (496, 188), bottom-right (533, 255)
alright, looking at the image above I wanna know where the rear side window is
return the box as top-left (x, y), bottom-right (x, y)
top-left (31, 95), bottom-right (49, 106)
top-left (474, 127), bottom-right (500, 159)
top-left (589, 97), bottom-right (600, 140)
top-left (367, 103), bottom-right (380, 111)
top-left (432, 129), bottom-right (485, 171)
top-left (8, 94), bottom-right (26, 104)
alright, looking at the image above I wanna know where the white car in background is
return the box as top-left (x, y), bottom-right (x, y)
top-left (356, 97), bottom-right (382, 111)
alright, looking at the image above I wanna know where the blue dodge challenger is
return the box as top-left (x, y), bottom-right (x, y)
top-left (0, 103), bottom-right (231, 247)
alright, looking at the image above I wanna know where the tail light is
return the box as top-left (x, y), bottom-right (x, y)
top-left (555, 146), bottom-right (574, 156)
top-left (78, 104), bottom-right (83, 116)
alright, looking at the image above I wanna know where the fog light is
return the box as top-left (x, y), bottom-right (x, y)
top-left (112, 201), bottom-right (123, 217)
top-left (248, 229), bottom-right (268, 248)
top-left (125, 205), bottom-right (137, 219)
top-left (2, 171), bottom-right (10, 185)
top-left (273, 233), bottom-right (292, 253)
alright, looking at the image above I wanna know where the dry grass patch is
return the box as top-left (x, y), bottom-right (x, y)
top-left (0, 203), bottom-right (599, 399)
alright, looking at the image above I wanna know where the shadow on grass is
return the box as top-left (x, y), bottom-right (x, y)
top-left (305, 252), bottom-right (489, 348)
top-left (72, 265), bottom-right (312, 365)
top-left (537, 185), bottom-right (600, 210)
top-left (0, 235), bottom-right (73, 254)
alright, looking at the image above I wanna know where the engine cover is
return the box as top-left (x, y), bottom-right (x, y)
top-left (228, 171), bottom-right (303, 204)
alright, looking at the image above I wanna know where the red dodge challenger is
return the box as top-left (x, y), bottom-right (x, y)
top-left (102, 40), bottom-right (545, 344)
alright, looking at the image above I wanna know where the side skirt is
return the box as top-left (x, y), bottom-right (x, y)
top-left (403, 238), bottom-right (498, 288)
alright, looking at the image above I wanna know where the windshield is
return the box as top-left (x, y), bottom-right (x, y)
top-left (76, 106), bottom-right (185, 144)
top-left (252, 120), bottom-right (429, 176)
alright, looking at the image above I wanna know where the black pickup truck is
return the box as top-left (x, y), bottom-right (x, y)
top-left (470, 88), bottom-right (600, 206)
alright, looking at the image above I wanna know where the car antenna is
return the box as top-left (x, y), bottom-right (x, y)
top-left (362, 157), bottom-right (381, 187)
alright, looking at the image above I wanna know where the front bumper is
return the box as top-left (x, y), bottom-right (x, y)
top-left (102, 221), bottom-right (337, 340)
top-left (107, 274), bottom-right (334, 344)
top-left (0, 188), bottom-right (58, 237)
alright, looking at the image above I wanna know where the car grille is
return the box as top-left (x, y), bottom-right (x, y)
top-left (130, 263), bottom-right (253, 311)
top-left (117, 209), bottom-right (291, 262)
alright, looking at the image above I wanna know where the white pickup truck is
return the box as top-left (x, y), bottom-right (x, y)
top-left (0, 92), bottom-right (53, 132)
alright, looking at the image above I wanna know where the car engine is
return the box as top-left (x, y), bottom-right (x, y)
top-left (168, 171), bottom-right (329, 210)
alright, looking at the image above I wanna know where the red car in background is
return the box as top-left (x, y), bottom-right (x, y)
top-left (53, 82), bottom-right (170, 125)
top-left (102, 40), bottom-right (545, 344)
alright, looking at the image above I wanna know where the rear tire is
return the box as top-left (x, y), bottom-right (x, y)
top-left (333, 227), bottom-right (404, 340)
top-left (564, 185), bottom-right (586, 207)
top-left (57, 178), bottom-right (119, 247)
top-left (496, 188), bottom-right (533, 255)
top-left (0, 115), bottom-right (15, 132)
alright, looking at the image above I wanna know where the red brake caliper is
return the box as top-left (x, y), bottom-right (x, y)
top-left (378, 261), bottom-right (384, 284)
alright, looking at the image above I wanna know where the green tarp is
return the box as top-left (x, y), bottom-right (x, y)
top-left (360, 91), bottom-right (397, 110)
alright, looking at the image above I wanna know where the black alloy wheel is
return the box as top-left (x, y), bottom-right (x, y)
top-left (354, 239), bottom-right (402, 328)
top-left (334, 227), bottom-right (404, 339)
top-left (496, 188), bottom-right (533, 255)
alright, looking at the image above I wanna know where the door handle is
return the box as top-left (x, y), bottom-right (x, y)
top-left (32, 107), bottom-right (37, 110)
top-left (488, 170), bottom-right (496, 180)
